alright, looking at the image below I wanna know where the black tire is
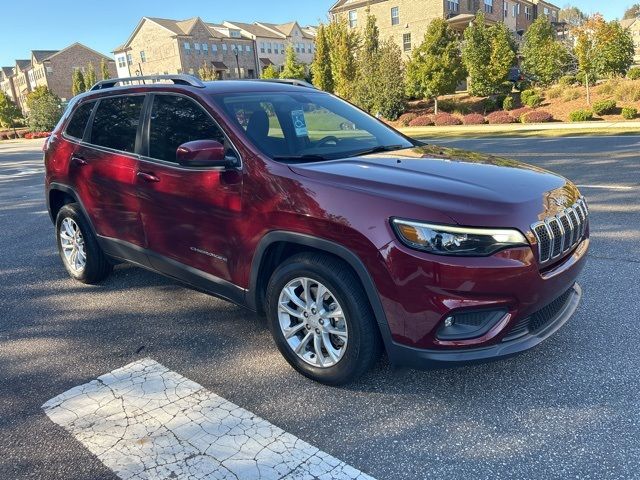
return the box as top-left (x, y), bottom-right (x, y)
top-left (265, 252), bottom-right (382, 385)
top-left (55, 203), bottom-right (112, 284)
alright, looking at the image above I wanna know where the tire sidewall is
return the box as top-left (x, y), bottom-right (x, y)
top-left (266, 259), bottom-right (366, 385)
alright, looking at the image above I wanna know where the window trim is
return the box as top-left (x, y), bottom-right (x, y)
top-left (139, 92), bottom-right (243, 171)
top-left (391, 7), bottom-right (400, 25)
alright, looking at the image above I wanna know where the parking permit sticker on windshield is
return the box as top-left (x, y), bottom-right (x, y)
top-left (291, 110), bottom-right (309, 137)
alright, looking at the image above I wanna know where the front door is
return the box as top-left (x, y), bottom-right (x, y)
top-left (135, 93), bottom-right (243, 289)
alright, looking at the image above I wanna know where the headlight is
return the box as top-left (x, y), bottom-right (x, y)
top-left (391, 218), bottom-right (528, 256)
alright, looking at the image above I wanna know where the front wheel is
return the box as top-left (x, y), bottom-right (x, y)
top-left (265, 252), bottom-right (382, 385)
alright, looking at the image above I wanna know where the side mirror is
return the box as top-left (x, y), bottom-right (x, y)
top-left (176, 140), bottom-right (236, 168)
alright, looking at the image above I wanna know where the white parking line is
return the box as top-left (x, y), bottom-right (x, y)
top-left (43, 359), bottom-right (374, 480)
top-left (577, 184), bottom-right (634, 190)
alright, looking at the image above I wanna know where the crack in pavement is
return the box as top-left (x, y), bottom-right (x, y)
top-left (42, 359), bottom-right (374, 480)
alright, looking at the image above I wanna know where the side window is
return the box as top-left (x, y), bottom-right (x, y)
top-left (148, 95), bottom-right (226, 163)
top-left (65, 101), bottom-right (95, 140)
top-left (90, 96), bottom-right (145, 153)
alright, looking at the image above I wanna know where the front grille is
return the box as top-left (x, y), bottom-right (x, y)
top-left (502, 287), bottom-right (574, 341)
top-left (531, 197), bottom-right (589, 264)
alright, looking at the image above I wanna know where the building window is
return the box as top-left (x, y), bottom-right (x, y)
top-left (260, 42), bottom-right (266, 53)
top-left (543, 6), bottom-right (549, 15)
top-left (308, 44), bottom-right (312, 53)
top-left (231, 30), bottom-right (241, 38)
top-left (246, 45), bottom-right (252, 52)
top-left (140, 51), bottom-right (146, 63)
top-left (348, 10), bottom-right (357, 28)
top-left (267, 42), bottom-right (272, 54)
top-left (184, 42), bottom-right (191, 54)
top-left (281, 43), bottom-right (285, 54)
top-left (194, 43), bottom-right (201, 54)
top-left (212, 44), bottom-right (218, 52)
top-left (513, 3), bottom-right (519, 16)
top-left (203, 43), bottom-right (208, 54)
top-left (117, 56), bottom-right (126, 68)
top-left (403, 33), bottom-right (411, 52)
top-left (447, 0), bottom-right (459, 12)
top-left (484, 0), bottom-right (493, 14)
top-left (504, 1), bottom-right (508, 17)
top-left (525, 5), bottom-right (531, 20)
top-left (391, 7), bottom-right (399, 25)
top-left (126, 53), bottom-right (133, 65)
top-left (223, 43), bottom-right (228, 52)
top-left (46, 66), bottom-right (53, 73)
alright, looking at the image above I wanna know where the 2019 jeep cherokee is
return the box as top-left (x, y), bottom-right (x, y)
top-left (44, 75), bottom-right (589, 385)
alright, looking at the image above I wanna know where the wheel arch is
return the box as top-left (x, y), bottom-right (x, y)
top-left (248, 231), bottom-right (394, 352)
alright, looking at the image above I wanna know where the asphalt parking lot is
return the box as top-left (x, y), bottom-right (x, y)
top-left (1, 135), bottom-right (639, 480)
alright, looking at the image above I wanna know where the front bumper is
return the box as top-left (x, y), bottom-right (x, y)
top-left (386, 282), bottom-right (582, 368)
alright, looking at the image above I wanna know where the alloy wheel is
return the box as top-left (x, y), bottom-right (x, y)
top-left (59, 217), bottom-right (86, 274)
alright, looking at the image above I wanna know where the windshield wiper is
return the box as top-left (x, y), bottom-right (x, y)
top-left (271, 154), bottom-right (329, 163)
top-left (346, 144), bottom-right (407, 158)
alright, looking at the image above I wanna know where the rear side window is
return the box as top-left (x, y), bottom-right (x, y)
top-left (148, 95), bottom-right (226, 163)
top-left (90, 96), bottom-right (145, 153)
top-left (65, 101), bottom-right (95, 140)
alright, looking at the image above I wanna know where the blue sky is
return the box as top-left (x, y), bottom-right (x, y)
top-left (0, 0), bottom-right (627, 66)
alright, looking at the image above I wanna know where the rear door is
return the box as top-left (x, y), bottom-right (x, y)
top-left (71, 94), bottom-right (147, 260)
top-left (135, 93), bottom-right (243, 287)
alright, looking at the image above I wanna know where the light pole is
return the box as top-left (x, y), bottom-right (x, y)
top-left (232, 47), bottom-right (241, 79)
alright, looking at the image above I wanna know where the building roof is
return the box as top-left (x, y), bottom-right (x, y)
top-left (1, 66), bottom-right (13, 77)
top-left (32, 50), bottom-right (59, 63)
top-left (16, 60), bottom-right (31, 70)
top-left (258, 21), bottom-right (315, 40)
top-left (223, 21), bottom-right (285, 39)
top-left (621, 18), bottom-right (638, 29)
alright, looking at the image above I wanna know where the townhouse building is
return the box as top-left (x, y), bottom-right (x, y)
top-left (621, 17), bottom-right (640, 65)
top-left (1, 43), bottom-right (116, 113)
top-left (113, 17), bottom-right (258, 80)
top-left (329, 0), bottom-right (560, 55)
top-left (223, 21), bottom-right (316, 74)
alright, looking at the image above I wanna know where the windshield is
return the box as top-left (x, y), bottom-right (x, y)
top-left (213, 91), bottom-right (413, 162)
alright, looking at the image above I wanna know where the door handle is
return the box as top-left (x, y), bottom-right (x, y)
top-left (70, 155), bottom-right (87, 167)
top-left (137, 171), bottom-right (160, 183)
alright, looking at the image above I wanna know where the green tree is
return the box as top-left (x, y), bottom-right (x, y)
top-left (26, 87), bottom-right (62, 132)
top-left (522, 16), bottom-right (571, 85)
top-left (573, 18), bottom-right (598, 104)
top-left (198, 62), bottom-right (217, 81)
top-left (100, 58), bottom-right (111, 80)
top-left (280, 44), bottom-right (306, 80)
top-left (85, 62), bottom-right (97, 90)
top-left (354, 11), bottom-right (381, 113)
top-left (374, 39), bottom-right (406, 120)
top-left (595, 20), bottom-right (634, 77)
top-left (311, 24), bottom-right (333, 92)
top-left (559, 6), bottom-right (587, 27)
top-left (327, 19), bottom-right (358, 101)
top-left (407, 18), bottom-right (465, 113)
top-left (72, 69), bottom-right (86, 96)
top-left (623, 4), bottom-right (640, 19)
top-left (462, 13), bottom-right (515, 97)
top-left (0, 92), bottom-right (23, 135)
top-left (261, 64), bottom-right (280, 79)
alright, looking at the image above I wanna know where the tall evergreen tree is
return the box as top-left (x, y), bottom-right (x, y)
top-left (521, 16), bottom-right (570, 86)
top-left (311, 24), bottom-right (333, 92)
top-left (327, 19), bottom-right (358, 101)
top-left (406, 18), bottom-right (465, 114)
top-left (85, 62), bottom-right (97, 90)
top-left (100, 58), bottom-right (111, 80)
top-left (280, 44), bottom-right (306, 80)
top-left (261, 64), bottom-right (280, 79)
top-left (72, 69), bottom-right (86, 96)
top-left (354, 10), bottom-right (380, 112)
top-left (198, 62), bottom-right (217, 81)
top-left (374, 39), bottom-right (406, 120)
top-left (487, 22), bottom-right (516, 92)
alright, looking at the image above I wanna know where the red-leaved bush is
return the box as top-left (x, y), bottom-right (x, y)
top-left (408, 115), bottom-right (434, 127)
top-left (398, 113), bottom-right (418, 126)
top-left (462, 113), bottom-right (486, 125)
top-left (433, 112), bottom-right (462, 126)
top-left (509, 106), bottom-right (533, 121)
top-left (521, 110), bottom-right (553, 123)
top-left (24, 132), bottom-right (51, 139)
top-left (486, 111), bottom-right (516, 124)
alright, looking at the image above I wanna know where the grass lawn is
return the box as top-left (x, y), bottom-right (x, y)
top-left (400, 124), bottom-right (640, 139)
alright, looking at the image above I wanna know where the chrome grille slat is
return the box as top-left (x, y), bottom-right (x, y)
top-left (531, 198), bottom-right (589, 265)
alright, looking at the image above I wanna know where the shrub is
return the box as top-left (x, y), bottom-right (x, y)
top-left (438, 99), bottom-right (460, 113)
top-left (23, 131), bottom-right (50, 139)
top-left (433, 112), bottom-right (462, 126)
top-left (523, 93), bottom-right (543, 108)
top-left (558, 75), bottom-right (577, 87)
top-left (510, 106), bottom-right (533, 121)
top-left (615, 82), bottom-right (640, 102)
top-left (627, 67), bottom-right (640, 80)
top-left (482, 97), bottom-right (498, 113)
top-left (520, 89), bottom-right (536, 104)
top-left (502, 96), bottom-right (514, 111)
top-left (398, 112), bottom-right (418, 126)
top-left (569, 109), bottom-right (594, 122)
top-left (462, 113), bottom-right (486, 125)
top-left (597, 78), bottom-right (620, 96)
top-left (521, 110), bottom-right (554, 123)
top-left (547, 86), bottom-right (563, 99)
top-left (486, 111), bottom-right (515, 124)
top-left (408, 115), bottom-right (434, 127)
top-left (592, 99), bottom-right (617, 116)
top-left (622, 107), bottom-right (637, 120)
top-left (576, 71), bottom-right (597, 86)
top-left (562, 89), bottom-right (581, 102)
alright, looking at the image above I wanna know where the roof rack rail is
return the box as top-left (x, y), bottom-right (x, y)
top-left (258, 78), bottom-right (317, 89)
top-left (90, 74), bottom-right (205, 91)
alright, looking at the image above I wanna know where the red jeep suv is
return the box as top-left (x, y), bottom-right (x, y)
top-left (44, 75), bottom-right (589, 385)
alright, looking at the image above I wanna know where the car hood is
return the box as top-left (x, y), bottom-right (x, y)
top-left (288, 145), bottom-right (582, 230)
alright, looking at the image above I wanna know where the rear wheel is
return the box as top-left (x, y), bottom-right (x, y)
top-left (56, 203), bottom-right (112, 284)
top-left (265, 252), bottom-right (382, 385)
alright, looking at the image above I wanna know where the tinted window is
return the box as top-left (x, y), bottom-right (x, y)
top-left (65, 101), bottom-right (95, 140)
top-left (90, 96), bottom-right (144, 153)
top-left (148, 95), bottom-right (226, 163)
